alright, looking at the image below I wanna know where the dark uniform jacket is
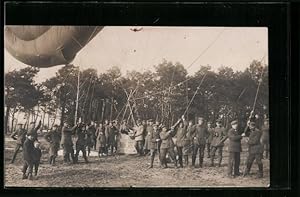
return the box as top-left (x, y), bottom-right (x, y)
top-left (76, 127), bottom-right (88, 146)
top-left (211, 127), bottom-right (227, 147)
top-left (247, 128), bottom-right (263, 154)
top-left (227, 128), bottom-right (242, 152)
top-left (134, 125), bottom-right (144, 141)
top-left (192, 124), bottom-right (208, 145)
top-left (149, 128), bottom-right (161, 149)
top-left (184, 125), bottom-right (195, 146)
top-left (11, 128), bottom-right (27, 145)
top-left (60, 125), bottom-right (77, 146)
top-left (107, 125), bottom-right (118, 145)
top-left (160, 130), bottom-right (175, 149)
top-left (96, 131), bottom-right (106, 149)
top-left (45, 130), bottom-right (61, 145)
top-left (261, 125), bottom-right (269, 144)
top-left (175, 123), bottom-right (188, 147)
top-left (23, 138), bottom-right (34, 162)
top-left (207, 127), bottom-right (214, 144)
top-left (32, 147), bottom-right (42, 163)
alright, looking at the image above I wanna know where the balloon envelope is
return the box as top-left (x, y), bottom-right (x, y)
top-left (5, 26), bottom-right (103, 68)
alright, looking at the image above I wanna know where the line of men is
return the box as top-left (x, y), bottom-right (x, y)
top-left (128, 115), bottom-right (269, 179)
top-left (9, 114), bottom-right (269, 179)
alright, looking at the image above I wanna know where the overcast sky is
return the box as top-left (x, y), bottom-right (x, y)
top-left (5, 26), bottom-right (268, 83)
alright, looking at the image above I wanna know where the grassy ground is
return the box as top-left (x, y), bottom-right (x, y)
top-left (4, 136), bottom-right (270, 188)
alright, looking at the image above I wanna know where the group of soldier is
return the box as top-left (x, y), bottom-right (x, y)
top-left (9, 112), bottom-right (269, 180)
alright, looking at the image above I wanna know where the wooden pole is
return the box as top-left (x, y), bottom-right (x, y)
top-left (74, 67), bottom-right (80, 125)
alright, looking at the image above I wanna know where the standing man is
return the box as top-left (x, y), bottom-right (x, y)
top-left (133, 120), bottom-right (145, 156)
top-left (88, 121), bottom-right (97, 151)
top-left (206, 121), bottom-right (214, 158)
top-left (227, 120), bottom-right (242, 178)
top-left (44, 124), bottom-right (61, 165)
top-left (183, 120), bottom-right (195, 167)
top-left (60, 122), bottom-right (77, 164)
top-left (22, 133), bottom-right (35, 180)
top-left (243, 121), bottom-right (264, 178)
top-left (104, 119), bottom-right (110, 155)
top-left (261, 118), bottom-right (269, 159)
top-left (191, 117), bottom-right (208, 168)
top-left (144, 119), bottom-right (154, 155)
top-left (175, 115), bottom-right (187, 168)
top-left (10, 123), bottom-right (27, 164)
top-left (27, 120), bottom-right (42, 142)
top-left (74, 123), bottom-right (89, 163)
top-left (160, 125), bottom-right (178, 168)
top-left (210, 119), bottom-right (227, 167)
top-left (148, 123), bottom-right (161, 168)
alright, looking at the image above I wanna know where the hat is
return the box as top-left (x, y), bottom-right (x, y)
top-left (264, 118), bottom-right (269, 121)
top-left (148, 119), bottom-right (153, 122)
top-left (231, 120), bottom-right (238, 125)
top-left (17, 123), bottom-right (23, 125)
top-left (198, 117), bottom-right (204, 120)
top-left (30, 122), bottom-right (35, 124)
top-left (216, 119), bottom-right (222, 123)
top-left (249, 121), bottom-right (256, 126)
top-left (53, 124), bottom-right (59, 127)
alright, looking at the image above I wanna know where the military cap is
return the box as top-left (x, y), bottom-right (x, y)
top-left (148, 119), bottom-right (153, 122)
top-left (53, 124), bottom-right (59, 127)
top-left (231, 120), bottom-right (238, 125)
top-left (249, 121), bottom-right (256, 126)
top-left (216, 119), bottom-right (222, 123)
top-left (30, 122), bottom-right (35, 124)
top-left (198, 117), bottom-right (204, 120)
top-left (17, 123), bottom-right (23, 125)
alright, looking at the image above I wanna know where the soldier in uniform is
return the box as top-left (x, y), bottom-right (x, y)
top-left (74, 123), bottom-right (89, 163)
top-left (88, 121), bottom-right (97, 151)
top-left (133, 120), bottom-right (145, 156)
top-left (60, 122), bottom-right (77, 164)
top-left (183, 120), bottom-right (195, 166)
top-left (206, 121), bottom-right (214, 158)
top-left (44, 124), bottom-right (61, 165)
top-left (22, 133), bottom-right (35, 180)
top-left (27, 120), bottom-right (42, 142)
top-left (227, 120), bottom-right (242, 178)
top-left (210, 119), bottom-right (227, 167)
top-left (96, 123), bottom-right (106, 157)
top-left (148, 123), bottom-right (161, 168)
top-left (243, 121), bottom-right (264, 178)
top-left (104, 120), bottom-right (110, 154)
top-left (107, 121), bottom-right (119, 155)
top-left (191, 117), bottom-right (208, 168)
top-left (160, 124), bottom-right (178, 168)
top-left (175, 115), bottom-right (187, 168)
top-left (144, 119), bottom-right (154, 155)
top-left (10, 123), bottom-right (27, 164)
top-left (261, 118), bottom-right (269, 159)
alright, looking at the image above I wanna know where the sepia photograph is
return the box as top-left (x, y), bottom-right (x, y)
top-left (4, 26), bottom-right (269, 187)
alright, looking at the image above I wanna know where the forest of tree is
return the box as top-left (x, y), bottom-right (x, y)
top-left (4, 59), bottom-right (268, 134)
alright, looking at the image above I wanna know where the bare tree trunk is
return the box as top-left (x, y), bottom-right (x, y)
top-left (5, 105), bottom-right (11, 134)
top-left (101, 99), bottom-right (105, 123)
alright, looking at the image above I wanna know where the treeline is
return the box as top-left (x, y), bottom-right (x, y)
top-left (4, 59), bottom-right (268, 133)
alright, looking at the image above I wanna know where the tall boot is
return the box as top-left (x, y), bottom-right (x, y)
top-left (179, 156), bottom-right (183, 168)
top-left (149, 155), bottom-right (155, 168)
top-left (210, 157), bottom-right (215, 167)
top-left (52, 156), bottom-right (56, 165)
top-left (257, 164), bottom-right (263, 178)
top-left (199, 156), bottom-right (203, 168)
top-left (243, 162), bottom-right (252, 177)
top-left (49, 156), bottom-right (53, 165)
top-left (218, 157), bottom-right (222, 167)
top-left (184, 155), bottom-right (189, 166)
top-left (192, 156), bottom-right (196, 167)
top-left (28, 173), bottom-right (33, 180)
